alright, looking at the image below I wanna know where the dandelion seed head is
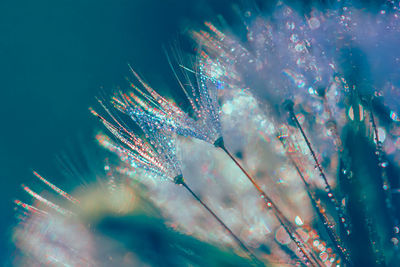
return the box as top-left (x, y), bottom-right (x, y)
top-left (92, 102), bottom-right (183, 183)
top-left (13, 1), bottom-right (400, 265)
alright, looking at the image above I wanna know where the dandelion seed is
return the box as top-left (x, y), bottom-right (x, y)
top-left (13, 0), bottom-right (400, 266)
top-left (109, 57), bottom-right (323, 266)
top-left (92, 105), bottom-right (263, 265)
top-left (13, 173), bottom-right (95, 266)
top-left (366, 99), bottom-right (400, 249)
top-left (278, 134), bottom-right (351, 264)
top-left (283, 100), bottom-right (350, 236)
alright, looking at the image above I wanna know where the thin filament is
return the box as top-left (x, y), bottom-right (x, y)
top-left (281, 140), bottom-right (351, 265)
top-left (181, 181), bottom-right (264, 266)
top-left (288, 109), bottom-right (349, 235)
top-left (218, 145), bottom-right (321, 267)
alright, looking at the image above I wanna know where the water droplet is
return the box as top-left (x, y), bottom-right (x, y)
top-left (286, 21), bottom-right (295, 30)
top-left (295, 216), bottom-right (304, 226)
top-left (380, 162), bottom-right (388, 168)
top-left (290, 34), bottom-right (299, 43)
top-left (390, 111), bottom-right (400, 121)
top-left (308, 17), bottom-right (321, 30)
top-left (295, 43), bottom-right (306, 52)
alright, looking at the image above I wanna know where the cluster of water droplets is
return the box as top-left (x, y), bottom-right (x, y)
top-left (13, 1), bottom-right (400, 266)
top-left (116, 63), bottom-right (223, 145)
top-left (189, 0), bottom-right (400, 265)
top-left (92, 107), bottom-right (182, 183)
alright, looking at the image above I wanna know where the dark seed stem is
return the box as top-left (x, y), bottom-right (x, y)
top-left (215, 139), bottom-right (321, 267)
top-left (180, 181), bottom-right (264, 266)
top-left (287, 108), bottom-right (350, 236)
top-left (280, 139), bottom-right (352, 265)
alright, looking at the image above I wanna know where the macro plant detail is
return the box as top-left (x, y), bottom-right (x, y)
top-left (91, 99), bottom-right (261, 264)
top-left (10, 0), bottom-right (400, 266)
